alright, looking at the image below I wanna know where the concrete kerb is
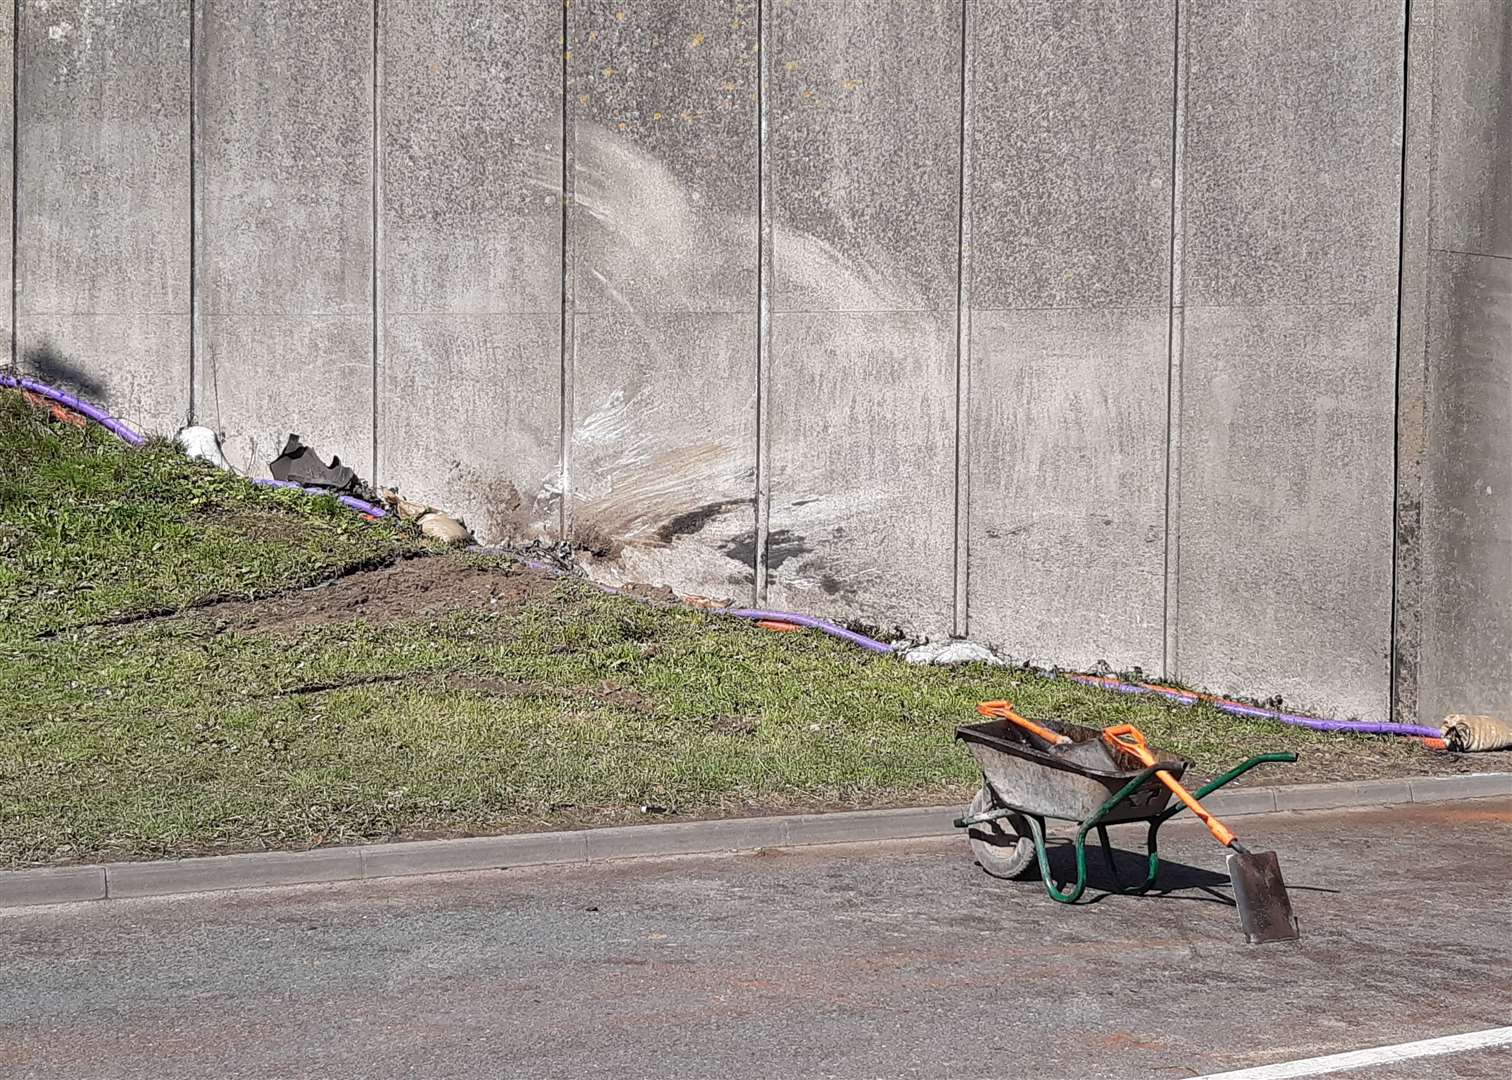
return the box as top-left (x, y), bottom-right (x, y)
top-left (3, 772), bottom-right (1508, 911)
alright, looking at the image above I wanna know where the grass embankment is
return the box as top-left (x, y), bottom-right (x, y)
top-left (0, 392), bottom-right (1443, 868)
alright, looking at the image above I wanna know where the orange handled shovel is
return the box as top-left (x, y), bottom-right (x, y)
top-left (1102, 724), bottom-right (1300, 944)
top-left (977, 701), bottom-right (1071, 749)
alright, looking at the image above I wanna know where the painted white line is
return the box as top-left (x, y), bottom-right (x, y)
top-left (1195, 1025), bottom-right (1512, 1079)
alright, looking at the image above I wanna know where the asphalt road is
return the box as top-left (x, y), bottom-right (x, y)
top-left (3, 800), bottom-right (1510, 1079)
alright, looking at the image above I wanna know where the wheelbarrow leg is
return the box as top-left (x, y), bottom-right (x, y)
top-left (1137, 819), bottom-right (1163, 893)
top-left (1095, 824), bottom-right (1123, 890)
top-left (1026, 815), bottom-right (1091, 905)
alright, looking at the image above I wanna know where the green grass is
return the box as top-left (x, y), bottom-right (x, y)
top-left (0, 392), bottom-right (429, 637)
top-left (0, 392), bottom-right (1438, 867)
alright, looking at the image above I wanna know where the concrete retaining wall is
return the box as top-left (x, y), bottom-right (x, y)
top-left (1397, 0), bottom-right (1512, 727)
top-left (2, 1), bottom-right (1503, 725)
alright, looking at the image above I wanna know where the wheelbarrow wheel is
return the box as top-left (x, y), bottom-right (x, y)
top-left (965, 786), bottom-right (1036, 880)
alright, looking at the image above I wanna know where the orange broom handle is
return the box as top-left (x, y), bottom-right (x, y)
top-left (1101, 724), bottom-right (1238, 848)
top-left (977, 701), bottom-right (1071, 747)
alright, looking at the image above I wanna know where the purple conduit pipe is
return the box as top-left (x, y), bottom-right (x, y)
top-left (252, 478), bottom-right (387, 519)
top-left (5, 375), bottom-right (1435, 727)
top-left (1, 372), bottom-right (146, 446)
top-left (1065, 673), bottom-right (1440, 738)
top-left (4, 372), bottom-right (386, 519)
top-left (725, 608), bottom-right (895, 654)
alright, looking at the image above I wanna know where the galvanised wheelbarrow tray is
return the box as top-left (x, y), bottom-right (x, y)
top-left (954, 706), bottom-right (1296, 904)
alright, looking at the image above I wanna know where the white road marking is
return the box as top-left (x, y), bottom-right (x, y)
top-left (1194, 1025), bottom-right (1512, 1079)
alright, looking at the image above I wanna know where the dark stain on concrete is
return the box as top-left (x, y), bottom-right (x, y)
top-left (21, 342), bottom-right (108, 400)
top-left (721, 529), bottom-right (813, 570)
top-left (655, 498), bottom-right (748, 545)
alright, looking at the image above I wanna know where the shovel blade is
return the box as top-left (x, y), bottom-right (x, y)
top-left (1227, 849), bottom-right (1300, 944)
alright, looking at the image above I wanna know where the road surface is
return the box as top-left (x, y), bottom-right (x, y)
top-left (3, 799), bottom-right (1510, 1078)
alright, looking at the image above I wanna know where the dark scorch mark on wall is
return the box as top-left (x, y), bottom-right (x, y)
top-left (721, 528), bottom-right (813, 570)
top-left (655, 498), bottom-right (750, 545)
top-left (20, 344), bottom-right (108, 400)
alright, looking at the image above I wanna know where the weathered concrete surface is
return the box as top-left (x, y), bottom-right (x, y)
top-left (567, 1), bottom-right (758, 598)
top-left (1430, 0), bottom-right (1512, 262)
top-left (0, 7), bottom-right (12, 364)
top-left (768, 0), bottom-right (955, 626)
top-left (1420, 252), bottom-right (1512, 724)
top-left (768, 313), bottom-right (955, 629)
top-left (195, 0), bottom-right (372, 477)
top-left (570, 311), bottom-right (757, 598)
top-left (971, 308), bottom-right (1169, 670)
top-left (1179, 303), bottom-right (1399, 717)
top-left (2, 800), bottom-right (1510, 1078)
top-left (966, 1), bottom-right (1172, 672)
top-left (1411, 1), bottom-right (1512, 727)
top-left (14, 0), bottom-right (189, 433)
top-left (377, 4), bottom-right (560, 541)
top-left (1175, 0), bottom-right (1403, 718)
top-left (765, 1), bottom-right (959, 633)
top-left (1391, 0), bottom-right (1441, 728)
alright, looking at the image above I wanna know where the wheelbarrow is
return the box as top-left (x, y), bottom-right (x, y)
top-left (954, 706), bottom-right (1296, 912)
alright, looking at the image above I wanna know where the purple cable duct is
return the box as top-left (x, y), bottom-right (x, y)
top-left (1064, 673), bottom-right (1440, 738)
top-left (252, 478), bottom-right (388, 518)
top-left (725, 608), bottom-right (895, 654)
top-left (4, 373), bottom-right (387, 519)
top-left (1, 372), bottom-right (146, 446)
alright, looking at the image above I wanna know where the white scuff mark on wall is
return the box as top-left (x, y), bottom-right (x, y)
top-left (527, 121), bottom-right (927, 604)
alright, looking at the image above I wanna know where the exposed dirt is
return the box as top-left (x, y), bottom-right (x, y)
top-left (590, 679), bottom-right (648, 710)
top-left (182, 555), bottom-right (556, 634)
top-left (618, 581), bottom-right (679, 604)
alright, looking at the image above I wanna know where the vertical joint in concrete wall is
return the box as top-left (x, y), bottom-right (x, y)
top-left (187, 0), bottom-right (197, 423)
top-left (754, 0), bottom-right (773, 605)
top-left (557, 0), bottom-right (576, 544)
top-left (1161, 0), bottom-right (1188, 680)
top-left (8, 0), bottom-right (17, 369)
top-left (370, 0), bottom-right (382, 486)
top-left (1391, 0), bottom-right (1433, 725)
top-left (951, 0), bottom-right (974, 638)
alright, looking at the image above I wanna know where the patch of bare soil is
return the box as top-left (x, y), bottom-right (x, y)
top-left (618, 582), bottom-right (679, 604)
top-left (185, 555), bottom-right (556, 633)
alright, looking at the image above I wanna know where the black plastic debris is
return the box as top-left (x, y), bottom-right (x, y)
top-left (268, 434), bottom-right (366, 495)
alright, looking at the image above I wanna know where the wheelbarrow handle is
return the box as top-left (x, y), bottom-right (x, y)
top-left (1102, 724), bottom-right (1238, 849)
top-left (978, 700), bottom-right (1071, 747)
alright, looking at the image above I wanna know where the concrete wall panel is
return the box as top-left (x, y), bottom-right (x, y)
top-left (966, 0), bottom-right (1173, 670)
top-left (970, 309), bottom-right (1168, 670)
top-left (1411, 0), bottom-right (1512, 725)
top-left (768, 312), bottom-right (954, 629)
top-left (1182, 1), bottom-right (1404, 308)
top-left (1178, 303), bottom-right (1397, 717)
top-left (196, 0), bottom-right (372, 476)
top-left (0, 7), bottom-right (12, 362)
top-left (1420, 252), bottom-right (1512, 723)
top-left (378, 3), bottom-right (560, 541)
top-left (1431, 0), bottom-right (1511, 260)
top-left (15, 0), bottom-right (189, 432)
top-left (571, 312), bottom-right (757, 599)
top-left (970, 0), bottom-right (1174, 311)
top-left (766, 0), bottom-right (960, 631)
top-left (1175, 1), bottom-right (1403, 718)
top-left (567, 1), bottom-right (758, 596)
